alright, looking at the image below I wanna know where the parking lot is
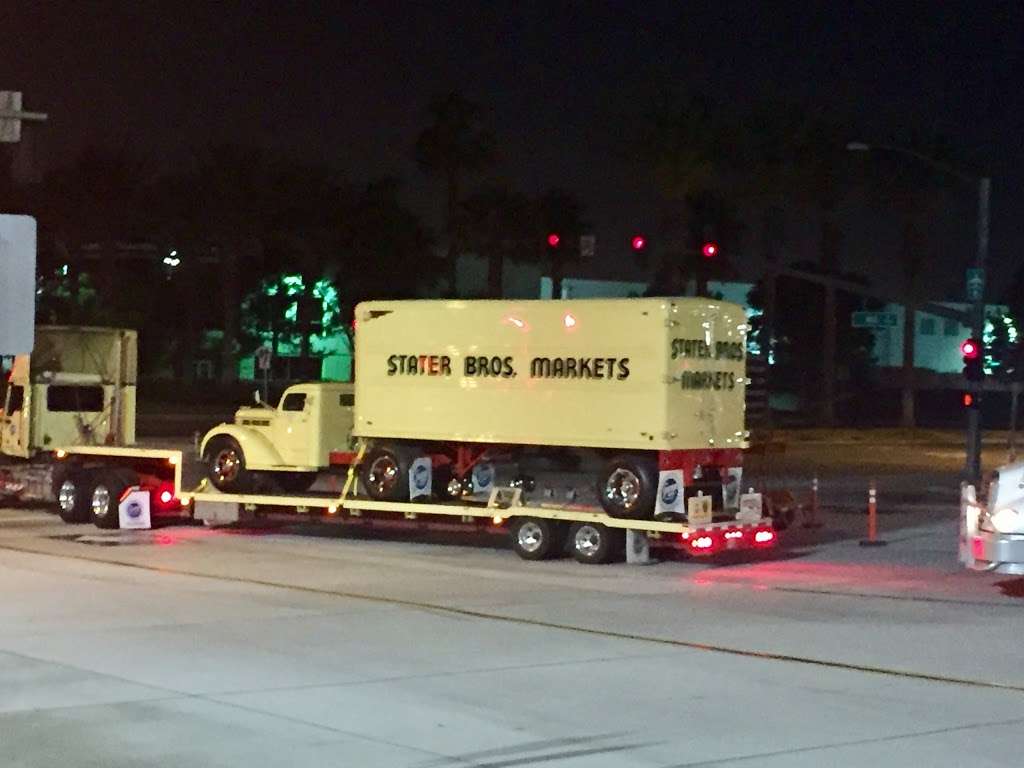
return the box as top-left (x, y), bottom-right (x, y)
top-left (3, 476), bottom-right (1024, 768)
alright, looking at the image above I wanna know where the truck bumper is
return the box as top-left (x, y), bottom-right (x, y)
top-left (967, 529), bottom-right (1024, 575)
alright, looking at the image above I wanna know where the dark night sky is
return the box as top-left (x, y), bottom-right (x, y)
top-left (2, 1), bottom-right (1022, 294)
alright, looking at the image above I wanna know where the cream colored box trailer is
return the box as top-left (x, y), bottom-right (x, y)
top-left (353, 297), bottom-right (748, 451)
top-left (352, 298), bottom-right (750, 520)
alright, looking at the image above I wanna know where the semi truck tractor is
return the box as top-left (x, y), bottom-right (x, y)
top-left (0, 326), bottom-right (183, 527)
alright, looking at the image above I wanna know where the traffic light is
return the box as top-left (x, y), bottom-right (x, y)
top-left (701, 241), bottom-right (719, 259)
top-left (546, 233), bottom-right (561, 249)
top-left (961, 338), bottom-right (984, 382)
top-left (962, 392), bottom-right (977, 408)
top-left (631, 235), bottom-right (647, 253)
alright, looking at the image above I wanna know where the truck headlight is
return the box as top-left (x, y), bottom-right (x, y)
top-left (989, 507), bottom-right (1024, 535)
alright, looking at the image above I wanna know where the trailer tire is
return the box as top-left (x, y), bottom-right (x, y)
top-left (360, 443), bottom-right (417, 501)
top-left (204, 436), bottom-right (251, 493)
top-left (597, 454), bottom-right (657, 519)
top-left (90, 469), bottom-right (137, 529)
top-left (510, 517), bottom-right (566, 561)
top-left (569, 522), bottom-right (624, 564)
top-left (56, 471), bottom-right (90, 524)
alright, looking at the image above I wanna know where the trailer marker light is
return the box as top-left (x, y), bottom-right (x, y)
top-left (55, 450), bottom-right (67, 459)
top-left (506, 316), bottom-right (526, 329)
top-left (724, 530), bottom-right (743, 540)
top-left (492, 515), bottom-right (504, 525)
top-left (563, 313), bottom-right (577, 328)
top-left (168, 455), bottom-right (178, 466)
top-left (691, 536), bottom-right (714, 550)
top-left (159, 490), bottom-right (174, 505)
top-left (328, 504), bottom-right (338, 515)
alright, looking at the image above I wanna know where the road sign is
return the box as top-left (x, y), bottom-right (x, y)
top-left (579, 234), bottom-right (595, 258)
top-left (0, 91), bottom-right (48, 143)
top-left (0, 214), bottom-right (36, 354)
top-left (966, 268), bottom-right (985, 302)
top-left (851, 311), bottom-right (898, 329)
top-left (256, 346), bottom-right (273, 371)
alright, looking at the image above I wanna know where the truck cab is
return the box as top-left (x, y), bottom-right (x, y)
top-left (1, 327), bottom-right (137, 460)
top-left (200, 382), bottom-right (355, 493)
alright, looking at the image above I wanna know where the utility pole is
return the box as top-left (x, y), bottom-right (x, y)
top-left (966, 177), bottom-right (991, 483)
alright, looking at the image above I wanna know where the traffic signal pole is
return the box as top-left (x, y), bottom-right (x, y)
top-left (966, 177), bottom-right (990, 485)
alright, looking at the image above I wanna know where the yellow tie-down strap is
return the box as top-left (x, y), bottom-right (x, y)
top-left (338, 440), bottom-right (368, 506)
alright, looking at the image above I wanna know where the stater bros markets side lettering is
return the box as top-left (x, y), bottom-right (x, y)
top-left (385, 353), bottom-right (631, 380)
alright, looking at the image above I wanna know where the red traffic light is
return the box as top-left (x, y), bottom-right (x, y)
top-left (631, 235), bottom-right (646, 251)
top-left (701, 242), bottom-right (718, 258)
top-left (546, 233), bottom-right (561, 248)
top-left (963, 392), bottom-right (974, 407)
top-left (961, 339), bottom-right (980, 360)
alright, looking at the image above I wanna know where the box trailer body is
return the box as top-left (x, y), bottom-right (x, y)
top-left (352, 297), bottom-right (748, 452)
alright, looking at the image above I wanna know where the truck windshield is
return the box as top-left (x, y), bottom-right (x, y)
top-left (281, 392), bottom-right (307, 412)
top-left (46, 385), bottom-right (104, 412)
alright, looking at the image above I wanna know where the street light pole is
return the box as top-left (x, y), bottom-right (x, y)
top-left (847, 142), bottom-right (991, 483)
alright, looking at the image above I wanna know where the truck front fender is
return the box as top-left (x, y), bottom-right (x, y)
top-left (199, 424), bottom-right (283, 470)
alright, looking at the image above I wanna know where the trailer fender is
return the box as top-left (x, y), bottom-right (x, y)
top-left (199, 425), bottom-right (283, 470)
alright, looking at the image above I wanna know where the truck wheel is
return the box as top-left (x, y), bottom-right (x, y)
top-left (274, 472), bottom-right (317, 494)
top-left (90, 470), bottom-right (137, 529)
top-left (597, 455), bottom-right (657, 519)
top-left (569, 522), bottom-right (624, 564)
top-left (56, 472), bottom-right (90, 524)
top-left (510, 517), bottom-right (567, 561)
top-left (360, 444), bottom-right (415, 501)
top-left (205, 437), bottom-right (251, 493)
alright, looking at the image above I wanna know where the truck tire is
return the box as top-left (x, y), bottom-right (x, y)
top-left (510, 517), bottom-right (567, 561)
top-left (597, 454), bottom-right (657, 519)
top-left (90, 469), bottom-right (138, 529)
top-left (204, 436), bottom-right (251, 493)
top-left (569, 522), bottom-right (624, 564)
top-left (360, 443), bottom-right (417, 501)
top-left (56, 471), bottom-right (90, 524)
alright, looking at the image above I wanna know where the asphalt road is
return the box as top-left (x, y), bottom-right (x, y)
top-left (3, 462), bottom-right (1024, 768)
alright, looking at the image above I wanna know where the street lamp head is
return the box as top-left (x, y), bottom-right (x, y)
top-left (846, 142), bottom-right (871, 152)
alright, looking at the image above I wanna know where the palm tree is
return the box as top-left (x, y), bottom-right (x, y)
top-left (415, 92), bottom-right (496, 295)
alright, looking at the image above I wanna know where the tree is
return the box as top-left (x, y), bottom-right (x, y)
top-left (415, 92), bottom-right (496, 295)
top-left (461, 185), bottom-right (533, 298)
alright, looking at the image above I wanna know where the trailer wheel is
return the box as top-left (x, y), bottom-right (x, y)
top-left (597, 455), bottom-right (657, 519)
top-left (360, 444), bottom-right (416, 501)
top-left (90, 469), bottom-right (137, 529)
top-left (569, 522), bottom-right (624, 564)
top-left (510, 517), bottom-right (566, 561)
top-left (56, 472), bottom-right (90, 524)
top-left (204, 436), bottom-right (251, 493)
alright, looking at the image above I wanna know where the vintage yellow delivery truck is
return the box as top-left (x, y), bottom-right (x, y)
top-left (193, 297), bottom-right (770, 563)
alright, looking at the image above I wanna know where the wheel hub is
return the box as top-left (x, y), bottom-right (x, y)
top-left (58, 480), bottom-right (76, 514)
top-left (517, 521), bottom-right (544, 553)
top-left (604, 468), bottom-right (641, 510)
top-left (91, 485), bottom-right (111, 518)
top-left (367, 455), bottom-right (399, 495)
top-left (214, 449), bottom-right (240, 483)
top-left (574, 524), bottom-right (602, 555)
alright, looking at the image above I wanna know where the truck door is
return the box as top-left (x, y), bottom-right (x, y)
top-left (273, 390), bottom-right (312, 467)
top-left (1, 384), bottom-right (30, 458)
